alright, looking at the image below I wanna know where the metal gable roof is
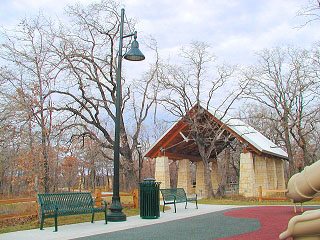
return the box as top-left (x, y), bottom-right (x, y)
top-left (207, 106), bottom-right (288, 159)
top-left (144, 104), bottom-right (288, 160)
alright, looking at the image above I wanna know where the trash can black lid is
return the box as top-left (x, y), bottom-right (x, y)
top-left (144, 178), bottom-right (155, 182)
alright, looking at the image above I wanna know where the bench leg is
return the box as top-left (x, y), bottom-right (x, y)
top-left (40, 216), bottom-right (44, 230)
top-left (91, 211), bottom-right (95, 223)
top-left (54, 212), bottom-right (58, 232)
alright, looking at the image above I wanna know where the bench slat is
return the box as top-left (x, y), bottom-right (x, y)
top-left (160, 188), bottom-right (198, 213)
top-left (37, 192), bottom-right (107, 232)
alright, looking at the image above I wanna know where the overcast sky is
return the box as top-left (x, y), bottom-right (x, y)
top-left (1, 0), bottom-right (320, 75)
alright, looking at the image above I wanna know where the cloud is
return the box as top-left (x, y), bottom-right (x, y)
top-left (1, 0), bottom-right (319, 67)
top-left (122, 0), bottom-right (319, 67)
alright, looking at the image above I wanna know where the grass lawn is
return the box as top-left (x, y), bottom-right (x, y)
top-left (0, 208), bottom-right (139, 234)
top-left (0, 206), bottom-right (171, 234)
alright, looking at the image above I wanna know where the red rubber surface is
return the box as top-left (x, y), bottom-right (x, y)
top-left (218, 206), bottom-right (311, 240)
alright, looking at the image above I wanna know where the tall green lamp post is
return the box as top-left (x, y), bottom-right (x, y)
top-left (108, 8), bottom-right (145, 222)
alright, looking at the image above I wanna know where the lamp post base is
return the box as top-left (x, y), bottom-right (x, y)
top-left (107, 196), bottom-right (127, 222)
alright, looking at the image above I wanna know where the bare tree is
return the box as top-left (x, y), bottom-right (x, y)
top-left (0, 15), bottom-right (58, 193)
top-left (48, 1), bottom-right (159, 190)
top-left (312, 47), bottom-right (320, 80)
top-left (238, 103), bottom-right (285, 147)
top-left (243, 47), bottom-right (320, 176)
top-left (228, 141), bottom-right (243, 179)
top-left (297, 0), bottom-right (320, 26)
top-left (156, 41), bottom-right (246, 199)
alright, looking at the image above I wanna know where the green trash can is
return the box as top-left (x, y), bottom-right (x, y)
top-left (139, 178), bottom-right (161, 219)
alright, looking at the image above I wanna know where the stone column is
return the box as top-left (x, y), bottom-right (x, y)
top-left (177, 159), bottom-right (192, 194)
top-left (273, 158), bottom-right (278, 189)
top-left (196, 161), bottom-right (206, 197)
top-left (262, 157), bottom-right (286, 191)
top-left (275, 159), bottom-right (285, 189)
top-left (155, 156), bottom-right (170, 189)
top-left (254, 155), bottom-right (269, 196)
top-left (266, 158), bottom-right (277, 189)
top-left (239, 152), bottom-right (256, 197)
top-left (211, 162), bottom-right (221, 192)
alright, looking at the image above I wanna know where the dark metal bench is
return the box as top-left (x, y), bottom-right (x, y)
top-left (37, 192), bottom-right (107, 232)
top-left (160, 188), bottom-right (198, 213)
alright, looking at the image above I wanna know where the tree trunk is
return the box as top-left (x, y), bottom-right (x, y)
top-left (124, 168), bottom-right (136, 191)
top-left (28, 118), bottom-right (39, 193)
top-left (120, 137), bottom-right (137, 191)
top-left (202, 159), bottom-right (215, 199)
top-left (41, 131), bottom-right (50, 193)
top-left (283, 123), bottom-right (295, 177)
top-left (216, 148), bottom-right (230, 197)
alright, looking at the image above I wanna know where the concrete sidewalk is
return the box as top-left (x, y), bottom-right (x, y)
top-left (1, 204), bottom-right (242, 240)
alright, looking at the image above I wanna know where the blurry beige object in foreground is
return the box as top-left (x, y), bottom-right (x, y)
top-left (279, 209), bottom-right (320, 240)
top-left (280, 160), bottom-right (320, 239)
top-left (286, 160), bottom-right (320, 204)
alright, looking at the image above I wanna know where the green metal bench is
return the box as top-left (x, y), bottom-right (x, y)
top-left (160, 188), bottom-right (198, 213)
top-left (37, 192), bottom-right (107, 232)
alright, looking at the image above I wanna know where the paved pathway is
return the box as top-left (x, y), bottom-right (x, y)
top-left (76, 208), bottom-right (260, 240)
top-left (1, 204), bottom-right (247, 240)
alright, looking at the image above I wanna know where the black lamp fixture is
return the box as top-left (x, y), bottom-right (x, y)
top-left (108, 8), bottom-right (145, 222)
top-left (124, 32), bottom-right (145, 61)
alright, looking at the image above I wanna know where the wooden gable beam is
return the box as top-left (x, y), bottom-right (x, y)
top-left (149, 122), bottom-right (188, 159)
top-left (206, 113), bottom-right (262, 156)
top-left (161, 152), bottom-right (215, 162)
